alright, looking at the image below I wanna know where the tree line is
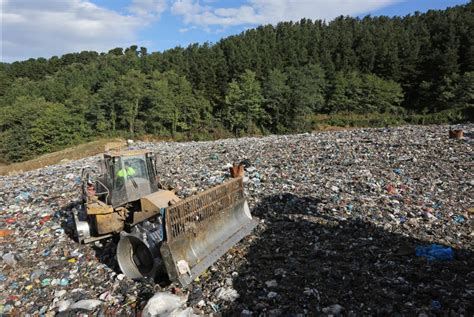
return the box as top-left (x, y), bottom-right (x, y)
top-left (0, 3), bottom-right (473, 162)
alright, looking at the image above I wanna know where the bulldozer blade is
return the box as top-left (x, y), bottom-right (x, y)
top-left (160, 177), bottom-right (258, 287)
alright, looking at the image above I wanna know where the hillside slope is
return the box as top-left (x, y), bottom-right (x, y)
top-left (0, 139), bottom-right (125, 175)
top-left (1, 3), bottom-right (472, 162)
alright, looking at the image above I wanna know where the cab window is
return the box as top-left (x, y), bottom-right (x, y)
top-left (123, 157), bottom-right (147, 178)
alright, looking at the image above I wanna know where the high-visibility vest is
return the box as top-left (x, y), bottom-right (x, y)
top-left (117, 166), bottom-right (136, 178)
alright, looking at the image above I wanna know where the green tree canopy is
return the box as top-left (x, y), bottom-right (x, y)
top-left (0, 2), bottom-right (473, 161)
top-left (224, 69), bottom-right (265, 135)
top-left (0, 97), bottom-right (84, 161)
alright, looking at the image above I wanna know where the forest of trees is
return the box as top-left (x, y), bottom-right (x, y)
top-left (1, 3), bottom-right (473, 162)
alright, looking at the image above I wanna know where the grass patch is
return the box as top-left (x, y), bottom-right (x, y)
top-left (0, 138), bottom-right (125, 176)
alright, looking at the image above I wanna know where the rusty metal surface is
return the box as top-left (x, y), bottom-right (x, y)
top-left (449, 129), bottom-right (464, 139)
top-left (96, 213), bottom-right (125, 234)
top-left (229, 163), bottom-right (245, 178)
top-left (133, 190), bottom-right (179, 225)
top-left (86, 201), bottom-right (114, 215)
top-left (161, 177), bottom-right (257, 286)
top-left (104, 149), bottom-right (151, 158)
top-left (180, 216), bottom-right (257, 286)
top-left (164, 177), bottom-right (245, 242)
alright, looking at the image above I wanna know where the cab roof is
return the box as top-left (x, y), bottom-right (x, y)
top-left (103, 150), bottom-right (152, 158)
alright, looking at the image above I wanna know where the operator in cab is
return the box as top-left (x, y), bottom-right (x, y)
top-left (117, 161), bottom-right (136, 182)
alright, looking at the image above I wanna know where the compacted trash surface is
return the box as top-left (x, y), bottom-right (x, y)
top-left (1, 124), bottom-right (473, 316)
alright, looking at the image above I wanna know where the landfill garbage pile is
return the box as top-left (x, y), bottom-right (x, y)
top-left (1, 124), bottom-right (473, 316)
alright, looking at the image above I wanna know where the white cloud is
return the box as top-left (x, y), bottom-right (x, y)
top-left (170, 0), bottom-right (402, 28)
top-left (1, 0), bottom-right (402, 62)
top-left (178, 25), bottom-right (197, 33)
top-left (129, 0), bottom-right (167, 19)
top-left (1, 0), bottom-right (167, 62)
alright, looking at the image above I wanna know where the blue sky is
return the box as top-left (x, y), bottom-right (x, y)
top-left (1, 0), bottom-right (469, 62)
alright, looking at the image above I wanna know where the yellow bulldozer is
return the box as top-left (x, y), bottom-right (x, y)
top-left (73, 150), bottom-right (257, 286)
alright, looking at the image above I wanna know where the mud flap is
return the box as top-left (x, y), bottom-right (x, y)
top-left (160, 177), bottom-right (258, 287)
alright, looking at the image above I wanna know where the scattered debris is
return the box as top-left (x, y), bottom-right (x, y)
top-left (215, 287), bottom-right (239, 302)
top-left (142, 292), bottom-right (192, 317)
top-left (265, 280), bottom-right (278, 288)
top-left (69, 299), bottom-right (103, 311)
top-left (322, 304), bottom-right (344, 315)
top-left (1, 124), bottom-right (473, 315)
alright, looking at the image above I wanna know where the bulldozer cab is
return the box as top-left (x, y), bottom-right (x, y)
top-left (101, 151), bottom-right (159, 207)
